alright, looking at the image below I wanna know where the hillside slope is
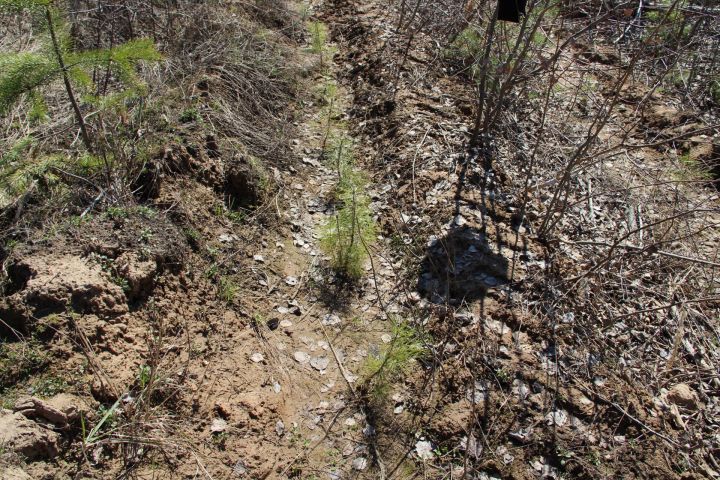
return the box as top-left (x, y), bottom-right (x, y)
top-left (1, 0), bottom-right (718, 479)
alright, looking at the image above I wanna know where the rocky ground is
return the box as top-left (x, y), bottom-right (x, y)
top-left (1, 0), bottom-right (718, 479)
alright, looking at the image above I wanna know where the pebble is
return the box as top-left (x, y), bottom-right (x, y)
top-left (250, 353), bottom-right (264, 363)
top-left (321, 314), bottom-right (341, 326)
top-left (415, 440), bottom-right (434, 461)
top-left (233, 459), bottom-right (247, 476)
top-left (406, 291), bottom-right (422, 304)
top-left (352, 457), bottom-right (368, 471)
top-left (310, 356), bottom-right (330, 371)
top-left (293, 351), bottom-right (310, 364)
top-left (210, 418), bottom-right (227, 433)
top-left (666, 383), bottom-right (699, 409)
top-left (545, 409), bottom-right (568, 427)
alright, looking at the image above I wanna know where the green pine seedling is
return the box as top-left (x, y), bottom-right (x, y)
top-left (0, 0), bottom-right (161, 151)
top-left (360, 320), bottom-right (426, 401)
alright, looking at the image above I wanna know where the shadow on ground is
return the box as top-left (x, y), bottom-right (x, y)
top-left (417, 225), bottom-right (508, 305)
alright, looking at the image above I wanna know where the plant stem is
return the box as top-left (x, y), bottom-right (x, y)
top-left (46, 6), bottom-right (93, 152)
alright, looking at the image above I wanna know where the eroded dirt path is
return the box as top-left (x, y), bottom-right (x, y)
top-left (182, 18), bottom-right (409, 477)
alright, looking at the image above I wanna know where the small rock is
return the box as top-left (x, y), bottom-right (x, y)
top-left (321, 314), bottom-right (341, 326)
top-left (415, 440), bottom-right (434, 461)
top-left (250, 353), bottom-right (264, 363)
top-left (310, 356), bottom-right (330, 371)
top-left (266, 318), bottom-right (280, 330)
top-left (275, 420), bottom-right (285, 437)
top-left (545, 409), bottom-right (568, 427)
top-left (667, 383), bottom-right (699, 410)
top-left (14, 395), bottom-right (80, 427)
top-left (280, 319), bottom-right (293, 328)
top-left (210, 418), bottom-right (227, 433)
top-left (460, 435), bottom-right (483, 459)
top-left (285, 276), bottom-right (298, 286)
top-left (302, 157), bottom-right (321, 167)
top-left (406, 291), bottom-right (422, 304)
top-left (352, 457), bottom-right (368, 471)
top-left (232, 459), bottom-right (247, 477)
top-left (253, 254), bottom-right (265, 263)
top-left (294, 351), bottom-right (310, 364)
top-left (509, 427), bottom-right (533, 443)
top-left (380, 333), bottom-right (392, 344)
top-left (467, 381), bottom-right (487, 404)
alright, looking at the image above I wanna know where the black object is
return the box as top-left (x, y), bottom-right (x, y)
top-left (497, 0), bottom-right (526, 22)
top-left (266, 318), bottom-right (280, 330)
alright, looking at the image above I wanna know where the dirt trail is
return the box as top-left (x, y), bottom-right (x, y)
top-left (177, 15), bottom-right (405, 476)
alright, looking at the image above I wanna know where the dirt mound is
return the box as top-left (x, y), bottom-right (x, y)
top-left (0, 409), bottom-right (60, 461)
top-left (224, 156), bottom-right (267, 209)
top-left (2, 254), bottom-right (128, 330)
top-left (0, 465), bottom-right (32, 480)
top-left (114, 252), bottom-right (158, 301)
top-left (687, 141), bottom-right (720, 186)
